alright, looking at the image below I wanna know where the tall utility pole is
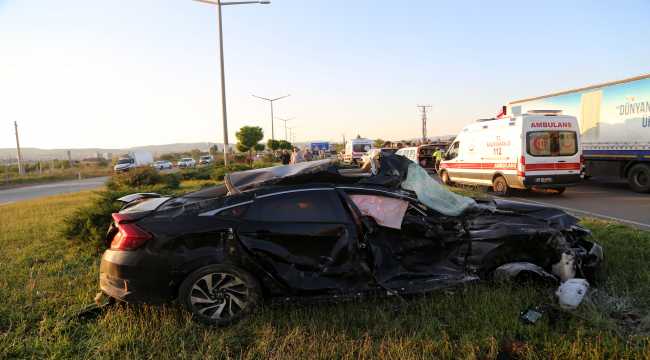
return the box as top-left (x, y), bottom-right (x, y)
top-left (417, 105), bottom-right (432, 143)
top-left (194, 0), bottom-right (271, 167)
top-left (252, 94), bottom-right (290, 140)
top-left (277, 117), bottom-right (293, 141)
top-left (288, 126), bottom-right (297, 143)
top-left (14, 121), bottom-right (24, 175)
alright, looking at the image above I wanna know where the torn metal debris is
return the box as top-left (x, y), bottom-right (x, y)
top-left (98, 154), bottom-right (603, 325)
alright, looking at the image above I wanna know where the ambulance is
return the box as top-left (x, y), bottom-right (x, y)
top-left (343, 138), bottom-right (374, 165)
top-left (439, 110), bottom-right (582, 195)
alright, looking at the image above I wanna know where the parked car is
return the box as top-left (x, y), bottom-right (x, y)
top-left (98, 155), bottom-right (602, 326)
top-left (395, 145), bottom-right (439, 172)
top-left (151, 160), bottom-right (173, 170)
top-left (199, 155), bottom-right (214, 165)
top-left (177, 158), bottom-right (196, 168)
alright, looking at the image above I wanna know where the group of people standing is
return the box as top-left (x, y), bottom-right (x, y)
top-left (279, 148), bottom-right (315, 165)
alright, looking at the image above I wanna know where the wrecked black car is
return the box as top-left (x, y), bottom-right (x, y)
top-left (99, 155), bottom-right (603, 326)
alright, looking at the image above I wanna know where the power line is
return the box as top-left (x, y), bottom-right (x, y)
top-left (417, 105), bottom-right (432, 143)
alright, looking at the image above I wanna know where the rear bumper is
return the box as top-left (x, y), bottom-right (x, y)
top-left (99, 250), bottom-right (173, 303)
top-left (522, 174), bottom-right (581, 188)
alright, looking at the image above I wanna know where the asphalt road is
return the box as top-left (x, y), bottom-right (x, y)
top-left (504, 177), bottom-right (650, 231)
top-left (0, 177), bottom-right (109, 206)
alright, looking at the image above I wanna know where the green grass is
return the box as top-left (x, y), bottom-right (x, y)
top-left (1, 192), bottom-right (650, 359)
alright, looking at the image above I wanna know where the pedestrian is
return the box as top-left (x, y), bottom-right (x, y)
top-left (303, 148), bottom-right (313, 162)
top-left (433, 147), bottom-right (444, 172)
top-left (281, 150), bottom-right (291, 165)
top-left (290, 148), bottom-right (304, 164)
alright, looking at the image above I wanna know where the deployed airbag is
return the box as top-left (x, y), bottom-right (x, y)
top-left (350, 195), bottom-right (408, 229)
top-left (400, 163), bottom-right (476, 216)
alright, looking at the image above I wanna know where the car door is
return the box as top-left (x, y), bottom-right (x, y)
top-left (237, 188), bottom-right (371, 294)
top-left (441, 141), bottom-right (461, 180)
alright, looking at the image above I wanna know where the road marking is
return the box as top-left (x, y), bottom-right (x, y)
top-left (506, 197), bottom-right (650, 230)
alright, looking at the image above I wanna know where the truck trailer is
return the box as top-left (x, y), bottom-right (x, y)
top-left (506, 74), bottom-right (650, 193)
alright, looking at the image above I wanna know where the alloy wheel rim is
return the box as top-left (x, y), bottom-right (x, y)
top-left (495, 180), bottom-right (505, 193)
top-left (190, 272), bottom-right (249, 320)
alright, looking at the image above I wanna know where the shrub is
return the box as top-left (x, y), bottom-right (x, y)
top-left (61, 190), bottom-right (127, 248)
top-left (252, 161), bottom-right (278, 169)
top-left (108, 167), bottom-right (180, 190)
top-left (178, 166), bottom-right (213, 181)
top-left (63, 168), bottom-right (180, 247)
top-left (211, 164), bottom-right (252, 181)
top-left (232, 153), bottom-right (248, 163)
top-left (262, 153), bottom-right (276, 163)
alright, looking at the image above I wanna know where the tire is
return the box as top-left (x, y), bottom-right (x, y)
top-left (492, 175), bottom-right (511, 196)
top-left (440, 170), bottom-right (452, 186)
top-left (178, 264), bottom-right (262, 326)
top-left (553, 187), bottom-right (566, 195)
top-left (627, 164), bottom-right (650, 193)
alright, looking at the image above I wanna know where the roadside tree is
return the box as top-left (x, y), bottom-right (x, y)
top-left (236, 126), bottom-right (264, 165)
top-left (278, 140), bottom-right (292, 150)
top-left (267, 139), bottom-right (280, 152)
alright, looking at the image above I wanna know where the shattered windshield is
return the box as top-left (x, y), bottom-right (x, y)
top-left (400, 163), bottom-right (476, 216)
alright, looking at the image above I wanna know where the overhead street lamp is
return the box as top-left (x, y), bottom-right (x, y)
top-left (252, 94), bottom-right (290, 141)
top-left (276, 117), bottom-right (293, 141)
top-left (194, 0), bottom-right (270, 167)
top-left (288, 126), bottom-right (297, 144)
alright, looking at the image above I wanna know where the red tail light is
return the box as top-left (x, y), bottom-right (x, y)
top-left (110, 213), bottom-right (152, 250)
top-left (517, 156), bottom-right (526, 177)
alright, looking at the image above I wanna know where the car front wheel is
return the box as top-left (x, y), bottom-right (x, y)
top-left (179, 264), bottom-right (261, 326)
top-left (440, 170), bottom-right (452, 186)
top-left (492, 175), bottom-right (511, 196)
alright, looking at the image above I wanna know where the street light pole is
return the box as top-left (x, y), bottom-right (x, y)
top-left (194, 0), bottom-right (270, 167)
top-left (288, 126), bottom-right (297, 143)
top-left (215, 0), bottom-right (229, 166)
top-left (277, 117), bottom-right (293, 141)
top-left (252, 94), bottom-right (290, 140)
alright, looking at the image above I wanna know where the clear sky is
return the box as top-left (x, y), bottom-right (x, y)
top-left (1, 0), bottom-right (648, 149)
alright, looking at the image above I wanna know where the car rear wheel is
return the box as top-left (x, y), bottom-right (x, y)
top-left (628, 164), bottom-right (650, 193)
top-left (553, 187), bottom-right (566, 195)
top-left (179, 264), bottom-right (261, 326)
top-left (492, 176), bottom-right (511, 196)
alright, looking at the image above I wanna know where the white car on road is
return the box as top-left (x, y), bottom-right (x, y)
top-left (177, 158), bottom-right (196, 168)
top-left (152, 160), bottom-right (173, 170)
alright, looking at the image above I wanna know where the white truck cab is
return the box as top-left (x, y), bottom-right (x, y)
top-left (113, 151), bottom-right (154, 172)
top-left (440, 110), bottom-right (582, 195)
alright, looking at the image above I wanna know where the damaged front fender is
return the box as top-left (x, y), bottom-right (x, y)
top-left (493, 262), bottom-right (558, 283)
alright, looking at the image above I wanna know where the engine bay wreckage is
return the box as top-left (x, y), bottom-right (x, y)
top-left (99, 155), bottom-right (603, 325)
